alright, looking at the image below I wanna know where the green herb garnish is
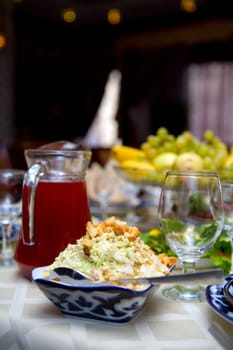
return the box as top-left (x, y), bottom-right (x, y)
top-left (141, 229), bottom-right (231, 274)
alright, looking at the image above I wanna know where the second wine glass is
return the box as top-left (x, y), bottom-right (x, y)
top-left (221, 179), bottom-right (233, 273)
top-left (95, 167), bottom-right (117, 220)
top-left (158, 170), bottom-right (224, 302)
top-left (0, 169), bottom-right (25, 266)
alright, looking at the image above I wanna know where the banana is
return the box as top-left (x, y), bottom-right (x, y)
top-left (111, 145), bottom-right (145, 163)
top-left (120, 159), bottom-right (156, 182)
top-left (224, 154), bottom-right (233, 168)
top-left (121, 159), bottom-right (155, 170)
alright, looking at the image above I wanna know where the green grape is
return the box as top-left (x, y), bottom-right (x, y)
top-left (166, 134), bottom-right (176, 142)
top-left (156, 147), bottom-right (164, 156)
top-left (156, 127), bottom-right (168, 140)
top-left (204, 130), bottom-right (215, 142)
top-left (214, 151), bottom-right (228, 169)
top-left (191, 138), bottom-right (201, 152)
top-left (162, 141), bottom-right (177, 153)
top-left (182, 131), bottom-right (194, 143)
top-left (215, 145), bottom-right (228, 159)
top-left (197, 142), bottom-right (210, 157)
top-left (147, 135), bottom-right (160, 147)
top-left (144, 147), bottom-right (158, 160)
top-left (140, 127), bottom-right (231, 174)
top-left (141, 142), bottom-right (150, 151)
top-left (175, 135), bottom-right (188, 151)
top-left (203, 157), bottom-right (215, 170)
top-left (212, 137), bottom-right (225, 149)
top-left (206, 147), bottom-right (216, 158)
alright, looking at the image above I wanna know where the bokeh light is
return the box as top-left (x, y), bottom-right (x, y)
top-left (62, 8), bottom-right (77, 23)
top-left (181, 0), bottom-right (197, 13)
top-left (107, 8), bottom-right (121, 25)
top-left (0, 34), bottom-right (6, 49)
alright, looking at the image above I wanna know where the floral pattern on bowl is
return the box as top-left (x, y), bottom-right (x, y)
top-left (32, 266), bottom-right (158, 325)
top-left (205, 273), bottom-right (233, 324)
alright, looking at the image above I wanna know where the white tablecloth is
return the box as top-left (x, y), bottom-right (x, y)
top-left (0, 264), bottom-right (232, 350)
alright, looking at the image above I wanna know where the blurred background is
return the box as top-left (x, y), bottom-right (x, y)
top-left (1, 0), bottom-right (233, 168)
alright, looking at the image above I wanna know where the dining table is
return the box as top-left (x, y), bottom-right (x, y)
top-left (0, 262), bottom-right (232, 350)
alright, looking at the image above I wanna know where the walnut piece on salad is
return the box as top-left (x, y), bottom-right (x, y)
top-left (48, 217), bottom-right (177, 282)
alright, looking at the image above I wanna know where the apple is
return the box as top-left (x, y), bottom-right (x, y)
top-left (175, 152), bottom-right (204, 170)
top-left (153, 152), bottom-right (177, 170)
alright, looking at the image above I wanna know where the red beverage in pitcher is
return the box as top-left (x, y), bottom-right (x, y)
top-left (14, 180), bottom-right (91, 279)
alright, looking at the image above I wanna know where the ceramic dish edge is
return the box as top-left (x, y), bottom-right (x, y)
top-left (205, 274), bottom-right (233, 325)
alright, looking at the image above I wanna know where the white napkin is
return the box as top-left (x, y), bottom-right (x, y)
top-left (86, 162), bottom-right (127, 204)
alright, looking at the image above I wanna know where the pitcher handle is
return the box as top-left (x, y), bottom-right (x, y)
top-left (22, 163), bottom-right (45, 245)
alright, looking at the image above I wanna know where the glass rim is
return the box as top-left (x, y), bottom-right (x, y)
top-left (25, 149), bottom-right (92, 158)
top-left (220, 179), bottom-right (233, 185)
top-left (0, 169), bottom-right (25, 176)
top-left (165, 170), bottom-right (219, 178)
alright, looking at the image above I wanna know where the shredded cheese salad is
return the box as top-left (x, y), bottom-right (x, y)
top-left (48, 217), bottom-right (176, 282)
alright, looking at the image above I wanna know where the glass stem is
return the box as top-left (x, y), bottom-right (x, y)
top-left (2, 223), bottom-right (11, 251)
top-left (125, 206), bottom-right (136, 225)
top-left (182, 261), bottom-right (197, 274)
top-left (99, 201), bottom-right (107, 220)
top-left (230, 239), bottom-right (233, 274)
top-left (181, 261), bottom-right (201, 292)
top-left (1, 222), bottom-right (13, 265)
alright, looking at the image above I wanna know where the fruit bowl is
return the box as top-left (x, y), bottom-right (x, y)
top-left (32, 265), bottom-right (158, 325)
top-left (112, 127), bottom-right (233, 187)
top-left (219, 168), bottom-right (233, 181)
top-left (115, 165), bottom-right (233, 188)
top-left (114, 165), bottom-right (163, 187)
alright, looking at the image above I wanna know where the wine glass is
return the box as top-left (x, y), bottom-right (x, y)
top-left (158, 170), bottom-right (224, 302)
top-left (120, 180), bottom-right (141, 225)
top-left (220, 179), bottom-right (233, 273)
top-left (94, 167), bottom-right (118, 220)
top-left (0, 169), bottom-right (25, 266)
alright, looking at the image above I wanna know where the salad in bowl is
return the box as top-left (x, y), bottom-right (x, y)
top-left (32, 217), bottom-right (176, 324)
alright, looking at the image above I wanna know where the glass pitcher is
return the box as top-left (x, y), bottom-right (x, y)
top-left (14, 142), bottom-right (92, 279)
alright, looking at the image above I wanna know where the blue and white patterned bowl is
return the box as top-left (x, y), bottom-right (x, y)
top-left (206, 273), bottom-right (233, 324)
top-left (32, 265), bottom-right (159, 325)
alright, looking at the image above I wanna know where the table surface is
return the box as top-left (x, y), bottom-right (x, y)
top-left (0, 263), bottom-right (233, 350)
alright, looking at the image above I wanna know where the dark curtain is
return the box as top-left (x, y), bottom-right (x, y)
top-left (118, 44), bottom-right (190, 147)
top-left (118, 38), bottom-right (233, 147)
